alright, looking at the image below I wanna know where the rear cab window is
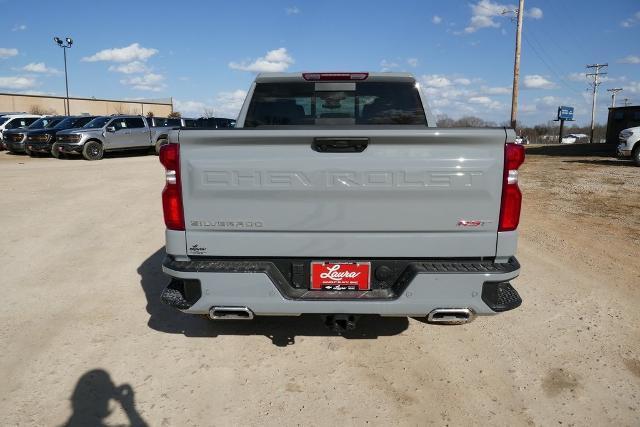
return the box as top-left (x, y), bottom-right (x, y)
top-left (245, 80), bottom-right (427, 127)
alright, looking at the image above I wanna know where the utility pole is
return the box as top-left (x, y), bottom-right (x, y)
top-left (509, 0), bottom-right (525, 130)
top-left (607, 88), bottom-right (622, 108)
top-left (623, 98), bottom-right (631, 107)
top-left (586, 63), bottom-right (607, 143)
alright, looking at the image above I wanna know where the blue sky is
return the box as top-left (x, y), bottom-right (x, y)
top-left (1, 0), bottom-right (639, 125)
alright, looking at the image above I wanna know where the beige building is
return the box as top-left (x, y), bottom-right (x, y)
top-left (0, 92), bottom-right (173, 117)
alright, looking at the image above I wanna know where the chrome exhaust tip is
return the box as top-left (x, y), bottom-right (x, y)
top-left (209, 306), bottom-right (254, 320)
top-left (427, 308), bottom-right (476, 325)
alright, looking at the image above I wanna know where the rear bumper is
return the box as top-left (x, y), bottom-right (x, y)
top-left (161, 256), bottom-right (522, 316)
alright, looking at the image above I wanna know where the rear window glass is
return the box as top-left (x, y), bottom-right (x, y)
top-left (245, 82), bottom-right (427, 127)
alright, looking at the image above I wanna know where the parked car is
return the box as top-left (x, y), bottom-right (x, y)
top-left (24, 116), bottom-right (96, 157)
top-left (148, 116), bottom-right (197, 128)
top-left (194, 117), bottom-right (236, 128)
top-left (158, 72), bottom-right (524, 329)
top-left (4, 116), bottom-right (64, 154)
top-left (617, 126), bottom-right (640, 166)
top-left (514, 136), bottom-right (528, 145)
top-left (0, 114), bottom-right (40, 150)
top-left (54, 115), bottom-right (173, 160)
top-left (560, 133), bottom-right (588, 144)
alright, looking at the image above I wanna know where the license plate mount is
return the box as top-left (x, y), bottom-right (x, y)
top-left (310, 261), bottom-right (371, 291)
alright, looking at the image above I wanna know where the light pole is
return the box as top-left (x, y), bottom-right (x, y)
top-left (53, 36), bottom-right (73, 115)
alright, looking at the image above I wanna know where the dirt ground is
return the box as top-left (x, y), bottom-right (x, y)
top-left (0, 148), bottom-right (638, 426)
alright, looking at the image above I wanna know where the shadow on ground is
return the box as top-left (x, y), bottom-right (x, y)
top-left (525, 143), bottom-right (615, 157)
top-left (138, 248), bottom-right (409, 346)
top-left (61, 369), bottom-right (147, 427)
top-left (562, 159), bottom-right (635, 167)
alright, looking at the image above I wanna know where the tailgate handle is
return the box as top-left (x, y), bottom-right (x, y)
top-left (312, 137), bottom-right (369, 153)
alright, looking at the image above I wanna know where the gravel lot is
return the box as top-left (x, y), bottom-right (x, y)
top-left (0, 148), bottom-right (638, 426)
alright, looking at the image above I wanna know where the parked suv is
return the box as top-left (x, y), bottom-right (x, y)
top-left (55, 115), bottom-right (168, 160)
top-left (24, 116), bottom-right (96, 157)
top-left (0, 114), bottom-right (40, 150)
top-left (4, 116), bottom-right (64, 154)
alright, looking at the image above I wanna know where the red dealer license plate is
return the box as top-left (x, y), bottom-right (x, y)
top-left (310, 262), bottom-right (371, 291)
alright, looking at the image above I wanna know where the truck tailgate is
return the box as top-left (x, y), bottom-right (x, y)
top-left (178, 128), bottom-right (507, 258)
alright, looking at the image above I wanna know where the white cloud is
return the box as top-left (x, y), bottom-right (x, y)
top-left (619, 55), bottom-right (640, 64)
top-left (537, 95), bottom-right (559, 106)
top-left (82, 43), bottom-right (158, 63)
top-left (480, 85), bottom-right (511, 95)
top-left (380, 59), bottom-right (399, 71)
top-left (174, 89), bottom-right (247, 118)
top-left (215, 90), bottom-right (247, 116)
top-left (523, 74), bottom-right (554, 89)
top-left (108, 61), bottom-right (149, 74)
top-left (0, 76), bottom-right (37, 89)
top-left (567, 72), bottom-right (586, 82)
top-left (421, 74), bottom-right (453, 88)
top-left (173, 100), bottom-right (208, 115)
top-left (525, 7), bottom-right (543, 19)
top-left (12, 24), bottom-right (27, 32)
top-left (620, 11), bottom-right (640, 28)
top-left (22, 62), bottom-right (60, 74)
top-left (465, 0), bottom-right (509, 33)
top-left (0, 48), bottom-right (18, 59)
top-left (625, 81), bottom-right (640, 94)
top-left (407, 58), bottom-right (418, 67)
top-left (454, 78), bottom-right (471, 85)
top-left (120, 73), bottom-right (166, 91)
top-left (464, 1), bottom-right (543, 34)
top-left (469, 96), bottom-right (492, 104)
top-left (468, 96), bottom-right (503, 109)
top-left (285, 6), bottom-right (300, 15)
top-left (432, 15), bottom-right (442, 24)
top-left (229, 47), bottom-right (294, 73)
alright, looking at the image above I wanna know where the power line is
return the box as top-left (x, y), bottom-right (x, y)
top-left (522, 34), bottom-right (583, 96)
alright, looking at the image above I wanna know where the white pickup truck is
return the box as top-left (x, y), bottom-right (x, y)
top-left (618, 126), bottom-right (640, 166)
top-left (159, 72), bottom-right (525, 329)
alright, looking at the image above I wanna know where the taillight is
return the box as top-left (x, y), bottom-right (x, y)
top-left (302, 72), bottom-right (369, 81)
top-left (498, 143), bottom-right (525, 232)
top-left (159, 143), bottom-right (184, 231)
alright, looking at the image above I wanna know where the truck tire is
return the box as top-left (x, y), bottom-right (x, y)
top-left (155, 138), bottom-right (168, 155)
top-left (82, 141), bottom-right (104, 161)
top-left (633, 145), bottom-right (640, 167)
top-left (25, 146), bottom-right (34, 157)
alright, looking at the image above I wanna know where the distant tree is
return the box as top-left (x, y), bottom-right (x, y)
top-left (167, 111), bottom-right (181, 118)
top-left (436, 114), bottom-right (496, 128)
top-left (29, 105), bottom-right (57, 115)
top-left (436, 114), bottom-right (456, 127)
top-left (456, 116), bottom-right (496, 127)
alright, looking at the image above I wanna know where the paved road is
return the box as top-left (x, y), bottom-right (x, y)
top-left (0, 150), bottom-right (638, 426)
